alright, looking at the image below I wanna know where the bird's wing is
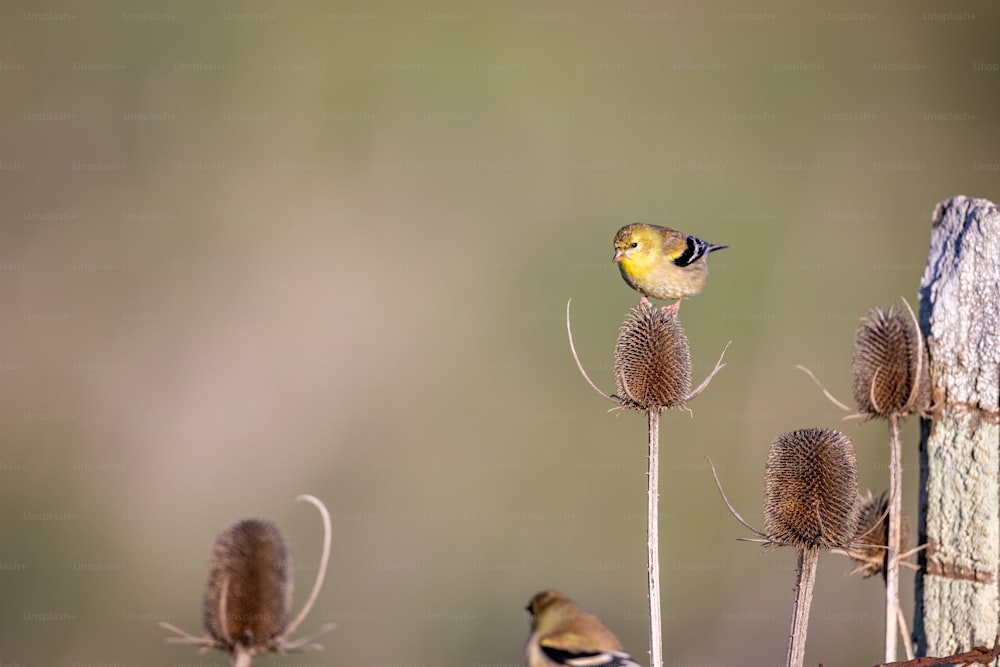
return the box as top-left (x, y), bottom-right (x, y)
top-left (540, 643), bottom-right (642, 667)
top-left (670, 234), bottom-right (711, 268)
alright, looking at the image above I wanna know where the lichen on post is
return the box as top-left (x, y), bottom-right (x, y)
top-left (914, 196), bottom-right (1000, 656)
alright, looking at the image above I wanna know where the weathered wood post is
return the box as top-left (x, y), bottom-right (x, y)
top-left (914, 195), bottom-right (1000, 656)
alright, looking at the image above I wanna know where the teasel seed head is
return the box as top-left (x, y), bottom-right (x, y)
top-left (848, 490), bottom-right (911, 578)
top-left (764, 428), bottom-right (861, 551)
top-left (204, 519), bottom-right (292, 652)
top-left (613, 305), bottom-right (692, 411)
top-left (851, 304), bottom-right (930, 419)
top-left (161, 495), bottom-right (335, 665)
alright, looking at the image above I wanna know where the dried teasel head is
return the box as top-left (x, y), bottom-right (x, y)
top-left (204, 519), bottom-right (292, 652)
top-left (613, 304), bottom-right (692, 411)
top-left (851, 303), bottom-right (930, 419)
top-left (847, 490), bottom-right (911, 578)
top-left (764, 428), bottom-right (860, 551)
top-left (161, 495), bottom-right (335, 664)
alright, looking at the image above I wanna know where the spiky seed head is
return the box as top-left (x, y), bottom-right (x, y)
top-left (851, 305), bottom-right (930, 418)
top-left (204, 519), bottom-right (292, 652)
top-left (849, 490), bottom-right (911, 578)
top-left (613, 305), bottom-right (692, 411)
top-left (764, 428), bottom-right (860, 551)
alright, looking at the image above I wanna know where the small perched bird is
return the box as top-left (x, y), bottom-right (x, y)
top-left (612, 223), bottom-right (728, 315)
top-left (525, 589), bottom-right (642, 667)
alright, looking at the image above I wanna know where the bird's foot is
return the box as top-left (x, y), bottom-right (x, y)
top-left (662, 300), bottom-right (681, 317)
top-left (637, 296), bottom-right (653, 310)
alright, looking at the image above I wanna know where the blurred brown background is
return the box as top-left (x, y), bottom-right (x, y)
top-left (2, 1), bottom-right (998, 665)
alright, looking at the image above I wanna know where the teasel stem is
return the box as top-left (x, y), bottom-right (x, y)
top-left (567, 299), bottom-right (728, 667)
top-left (647, 409), bottom-right (663, 667)
top-left (787, 548), bottom-right (819, 667)
top-left (232, 646), bottom-right (252, 667)
top-left (714, 427), bottom-right (859, 667)
top-left (885, 412), bottom-right (903, 663)
top-left (898, 606), bottom-right (915, 659)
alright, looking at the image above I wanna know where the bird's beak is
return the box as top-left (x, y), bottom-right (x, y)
top-left (612, 248), bottom-right (624, 262)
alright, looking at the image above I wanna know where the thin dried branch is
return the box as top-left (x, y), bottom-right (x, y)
top-left (284, 495), bottom-right (335, 640)
top-left (876, 634), bottom-right (1000, 666)
top-left (834, 547), bottom-right (922, 576)
top-left (685, 341), bottom-right (731, 403)
top-left (615, 365), bottom-right (639, 406)
top-left (160, 622), bottom-right (215, 648)
top-left (566, 298), bottom-right (618, 404)
top-left (706, 457), bottom-right (769, 540)
top-left (796, 364), bottom-right (852, 412)
top-left (898, 606), bottom-right (915, 661)
top-left (901, 543), bottom-right (929, 560)
top-left (858, 498), bottom-right (892, 545)
top-left (899, 297), bottom-right (926, 416)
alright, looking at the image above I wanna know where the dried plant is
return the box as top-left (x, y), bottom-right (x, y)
top-left (203, 518), bottom-right (292, 652)
top-left (764, 428), bottom-right (861, 552)
top-left (852, 304), bottom-right (930, 420)
top-left (161, 495), bottom-right (335, 667)
top-left (613, 304), bottom-right (692, 410)
top-left (853, 302), bottom-right (929, 663)
top-left (797, 298), bottom-right (930, 663)
top-left (835, 490), bottom-right (924, 660)
top-left (567, 299), bottom-right (729, 667)
top-left (567, 300), bottom-right (728, 413)
top-left (711, 428), bottom-right (860, 667)
top-left (764, 429), bottom-right (860, 667)
top-left (797, 299), bottom-right (930, 421)
top-left (876, 635), bottom-right (1000, 667)
top-left (845, 490), bottom-right (914, 579)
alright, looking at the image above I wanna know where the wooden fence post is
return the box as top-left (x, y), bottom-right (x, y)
top-left (914, 195), bottom-right (1000, 656)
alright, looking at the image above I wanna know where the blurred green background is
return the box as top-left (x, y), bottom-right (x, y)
top-left (2, 1), bottom-right (998, 665)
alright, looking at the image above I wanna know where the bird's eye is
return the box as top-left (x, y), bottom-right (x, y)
top-left (629, 242), bottom-right (638, 249)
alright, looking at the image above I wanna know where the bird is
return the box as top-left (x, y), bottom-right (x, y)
top-left (525, 589), bottom-right (643, 667)
top-left (612, 223), bottom-right (728, 315)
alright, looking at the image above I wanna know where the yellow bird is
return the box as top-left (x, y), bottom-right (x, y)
top-left (525, 589), bottom-right (642, 667)
top-left (612, 223), bottom-right (728, 315)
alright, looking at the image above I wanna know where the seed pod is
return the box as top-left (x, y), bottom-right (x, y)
top-left (849, 490), bottom-right (911, 578)
top-left (764, 428), bottom-right (860, 551)
top-left (613, 305), bottom-right (692, 411)
top-left (851, 305), bottom-right (930, 418)
top-left (204, 519), bottom-right (292, 652)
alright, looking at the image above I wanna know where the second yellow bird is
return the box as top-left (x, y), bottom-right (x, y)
top-left (525, 589), bottom-right (642, 667)
top-left (612, 223), bottom-right (728, 314)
